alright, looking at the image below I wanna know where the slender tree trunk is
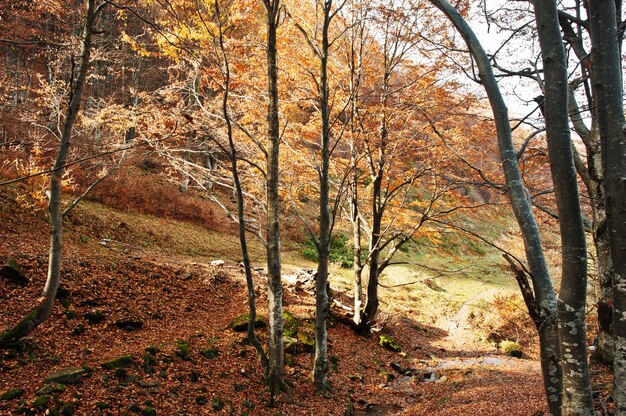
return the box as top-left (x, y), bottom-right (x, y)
top-left (313, 2), bottom-right (333, 390)
top-left (428, 1), bottom-right (562, 413)
top-left (350, 155), bottom-right (363, 326)
top-left (214, 0), bottom-right (268, 372)
top-left (262, 0), bottom-right (285, 398)
top-left (361, 206), bottom-right (382, 332)
top-left (1, 0), bottom-right (100, 347)
top-left (588, 1), bottom-right (626, 412)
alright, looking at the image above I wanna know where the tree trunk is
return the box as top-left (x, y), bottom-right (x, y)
top-left (313, 2), bottom-right (333, 390)
top-left (215, 0), bottom-right (268, 372)
top-left (428, 1), bottom-right (562, 413)
top-left (1, 0), bottom-right (100, 347)
top-left (534, 2), bottom-right (594, 414)
top-left (262, 0), bottom-right (285, 398)
top-left (587, 1), bottom-right (626, 412)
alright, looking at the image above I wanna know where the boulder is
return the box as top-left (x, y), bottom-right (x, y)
top-left (44, 367), bottom-right (86, 385)
top-left (0, 257), bottom-right (28, 286)
top-left (0, 388), bottom-right (25, 401)
top-left (36, 383), bottom-right (66, 395)
top-left (230, 314), bottom-right (266, 332)
top-left (101, 355), bottom-right (134, 370)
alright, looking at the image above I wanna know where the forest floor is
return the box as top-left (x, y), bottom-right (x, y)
top-left (0, 184), bottom-right (610, 415)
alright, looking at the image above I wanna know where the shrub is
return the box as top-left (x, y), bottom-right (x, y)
top-left (300, 233), bottom-right (355, 268)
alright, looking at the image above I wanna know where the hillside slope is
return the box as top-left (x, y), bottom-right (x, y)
top-left (0, 184), bottom-right (549, 415)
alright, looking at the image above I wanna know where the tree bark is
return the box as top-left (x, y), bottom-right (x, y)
top-left (587, 1), bottom-right (626, 412)
top-left (262, 0), bottom-right (285, 399)
top-left (1, 0), bottom-right (101, 347)
top-left (428, 1), bottom-right (562, 413)
top-left (534, 2), bottom-right (594, 414)
top-left (215, 0), bottom-right (268, 373)
top-left (312, 0), bottom-right (336, 390)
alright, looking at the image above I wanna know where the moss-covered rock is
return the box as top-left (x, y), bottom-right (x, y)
top-left (0, 257), bottom-right (28, 285)
top-left (200, 347), bottom-right (219, 359)
top-left (283, 336), bottom-right (298, 354)
top-left (114, 318), bottom-right (143, 331)
top-left (282, 311), bottom-right (300, 337)
top-left (44, 367), bottom-right (86, 385)
top-left (142, 408), bottom-right (157, 416)
top-left (60, 403), bottom-right (76, 416)
top-left (0, 388), bottom-right (24, 401)
top-left (32, 395), bottom-right (52, 410)
top-left (36, 383), bottom-right (66, 395)
top-left (296, 323), bottom-right (315, 354)
top-left (175, 340), bottom-right (190, 360)
top-left (101, 355), bottom-right (134, 370)
top-left (84, 310), bottom-right (105, 324)
top-left (211, 397), bottom-right (224, 411)
top-left (379, 335), bottom-right (401, 352)
top-left (230, 314), bottom-right (267, 332)
top-left (145, 346), bottom-right (159, 356)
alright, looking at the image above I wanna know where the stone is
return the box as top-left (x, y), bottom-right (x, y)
top-left (0, 388), bottom-right (24, 401)
top-left (114, 318), bottom-right (143, 331)
top-left (210, 260), bottom-right (225, 267)
top-left (230, 314), bottom-right (267, 332)
top-left (0, 257), bottom-right (28, 285)
top-left (283, 336), bottom-right (298, 354)
top-left (60, 403), bottom-right (76, 415)
top-left (142, 408), bottom-right (157, 416)
top-left (84, 310), bottom-right (105, 324)
top-left (200, 347), bottom-right (218, 359)
top-left (101, 355), bottom-right (134, 370)
top-left (32, 395), bottom-right (51, 409)
top-left (44, 367), bottom-right (86, 385)
top-left (36, 383), bottom-right (66, 395)
top-left (211, 397), bottom-right (224, 411)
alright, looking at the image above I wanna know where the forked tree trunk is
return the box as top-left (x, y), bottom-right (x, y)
top-left (1, 0), bottom-right (101, 347)
top-left (587, 1), bottom-right (626, 412)
top-left (262, 0), bottom-right (285, 399)
top-left (534, 2), bottom-right (594, 414)
top-left (428, 1), bottom-right (562, 414)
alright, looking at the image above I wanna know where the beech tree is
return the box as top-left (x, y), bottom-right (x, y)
top-left (532, 1), bottom-right (594, 413)
top-left (262, 0), bottom-right (286, 397)
top-left (1, 0), bottom-right (108, 346)
top-left (587, 0), bottom-right (626, 412)
top-left (428, 1), bottom-right (562, 413)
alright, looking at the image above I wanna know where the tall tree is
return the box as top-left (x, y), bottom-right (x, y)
top-left (1, 0), bottom-right (107, 346)
top-left (290, 0), bottom-right (348, 389)
top-left (587, 0), bottom-right (626, 412)
top-left (428, 1), bottom-right (562, 414)
top-left (262, 0), bottom-right (286, 398)
top-left (533, 1), bottom-right (593, 413)
top-left (213, 0), bottom-right (268, 372)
